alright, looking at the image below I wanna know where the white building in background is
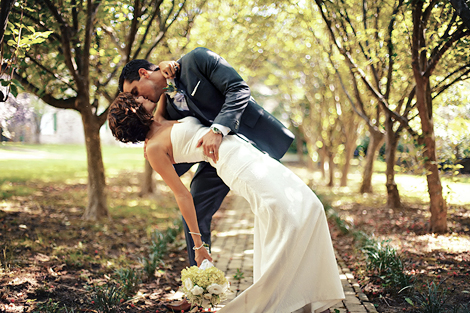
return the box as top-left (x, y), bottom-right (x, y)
top-left (39, 107), bottom-right (117, 145)
top-left (2, 92), bottom-right (118, 145)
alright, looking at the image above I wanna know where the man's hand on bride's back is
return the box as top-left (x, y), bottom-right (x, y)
top-left (197, 131), bottom-right (222, 163)
top-left (158, 61), bottom-right (179, 79)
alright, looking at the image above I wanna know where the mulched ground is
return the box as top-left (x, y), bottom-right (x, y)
top-left (1, 172), bottom-right (469, 312)
top-left (0, 180), bottom-right (196, 313)
top-left (329, 200), bottom-right (470, 312)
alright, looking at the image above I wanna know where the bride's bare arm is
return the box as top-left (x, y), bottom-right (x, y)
top-left (153, 94), bottom-right (168, 122)
top-left (146, 142), bottom-right (212, 266)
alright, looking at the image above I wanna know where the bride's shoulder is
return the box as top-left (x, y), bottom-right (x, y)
top-left (146, 132), bottom-right (170, 154)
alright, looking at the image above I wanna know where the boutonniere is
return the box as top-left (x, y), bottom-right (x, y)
top-left (164, 79), bottom-right (181, 98)
top-left (165, 79), bottom-right (188, 110)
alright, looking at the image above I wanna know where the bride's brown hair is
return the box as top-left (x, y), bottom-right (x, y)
top-left (108, 92), bottom-right (153, 143)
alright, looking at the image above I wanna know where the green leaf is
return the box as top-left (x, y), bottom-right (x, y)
top-left (405, 297), bottom-right (413, 306)
top-left (10, 84), bottom-right (18, 98)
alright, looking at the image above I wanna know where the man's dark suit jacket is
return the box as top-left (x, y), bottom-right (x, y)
top-left (165, 47), bottom-right (294, 160)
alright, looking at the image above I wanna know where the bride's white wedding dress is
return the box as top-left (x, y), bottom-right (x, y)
top-left (171, 117), bottom-right (344, 313)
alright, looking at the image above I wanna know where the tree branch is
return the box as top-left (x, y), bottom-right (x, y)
top-left (132, 0), bottom-right (163, 60)
top-left (449, 0), bottom-right (470, 30)
top-left (25, 52), bottom-right (76, 91)
top-left (424, 26), bottom-right (469, 77)
top-left (81, 0), bottom-right (102, 89)
top-left (385, 0), bottom-right (405, 101)
top-left (13, 7), bottom-right (62, 43)
top-left (125, 0), bottom-right (142, 61)
top-left (42, 0), bottom-right (81, 89)
top-left (13, 70), bottom-right (77, 110)
top-left (422, 0), bottom-right (441, 28)
top-left (433, 67), bottom-right (470, 98)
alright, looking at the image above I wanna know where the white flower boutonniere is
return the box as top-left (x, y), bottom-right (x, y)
top-left (164, 81), bottom-right (179, 98)
top-left (165, 79), bottom-right (189, 111)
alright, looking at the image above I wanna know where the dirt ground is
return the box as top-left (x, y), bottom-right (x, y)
top-left (0, 180), bottom-right (194, 313)
top-left (329, 201), bottom-right (470, 312)
top-left (1, 175), bottom-right (469, 312)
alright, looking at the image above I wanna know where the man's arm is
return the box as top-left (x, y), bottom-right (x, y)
top-left (191, 48), bottom-right (251, 162)
top-left (191, 47), bottom-right (251, 132)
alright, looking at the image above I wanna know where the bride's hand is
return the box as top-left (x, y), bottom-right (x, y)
top-left (195, 247), bottom-right (212, 267)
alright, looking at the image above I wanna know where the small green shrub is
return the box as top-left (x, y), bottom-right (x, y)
top-left (361, 238), bottom-right (413, 292)
top-left (91, 284), bottom-right (127, 313)
top-left (32, 299), bottom-right (75, 313)
top-left (0, 245), bottom-right (13, 271)
top-left (233, 268), bottom-right (244, 280)
top-left (115, 267), bottom-right (141, 297)
top-left (140, 252), bottom-right (163, 278)
top-left (451, 303), bottom-right (470, 313)
top-left (409, 280), bottom-right (451, 313)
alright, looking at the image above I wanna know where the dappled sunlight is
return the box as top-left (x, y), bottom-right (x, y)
top-left (214, 213), bottom-right (254, 239)
top-left (288, 162), bottom-right (470, 207)
top-left (0, 199), bottom-right (43, 214)
top-left (1, 272), bottom-right (39, 313)
top-left (377, 232), bottom-right (470, 255)
top-left (214, 228), bottom-right (254, 238)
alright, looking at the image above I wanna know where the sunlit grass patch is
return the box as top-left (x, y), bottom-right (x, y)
top-left (0, 182), bottom-right (36, 200)
top-left (299, 160), bottom-right (470, 208)
top-left (0, 143), bottom-right (145, 184)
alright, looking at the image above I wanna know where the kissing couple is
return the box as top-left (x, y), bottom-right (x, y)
top-left (108, 47), bottom-right (344, 312)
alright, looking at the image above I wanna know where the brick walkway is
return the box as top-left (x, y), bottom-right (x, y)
top-left (211, 195), bottom-right (378, 313)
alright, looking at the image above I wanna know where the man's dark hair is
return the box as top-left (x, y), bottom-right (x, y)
top-left (108, 92), bottom-right (153, 143)
top-left (118, 59), bottom-right (157, 92)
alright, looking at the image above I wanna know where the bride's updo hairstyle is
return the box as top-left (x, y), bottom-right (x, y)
top-left (108, 92), bottom-right (153, 143)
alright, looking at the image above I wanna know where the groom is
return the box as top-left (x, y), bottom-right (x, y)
top-left (119, 47), bottom-right (294, 266)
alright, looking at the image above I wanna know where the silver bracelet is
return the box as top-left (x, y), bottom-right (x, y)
top-left (193, 242), bottom-right (206, 251)
top-left (189, 232), bottom-right (201, 236)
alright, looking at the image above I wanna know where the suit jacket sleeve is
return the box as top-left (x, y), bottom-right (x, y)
top-left (190, 47), bottom-right (250, 133)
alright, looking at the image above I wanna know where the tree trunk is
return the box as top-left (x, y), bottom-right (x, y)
top-left (305, 144), bottom-right (316, 171)
top-left (412, 0), bottom-right (447, 233)
top-left (139, 160), bottom-right (155, 197)
top-left (326, 149), bottom-right (334, 187)
top-left (33, 113), bottom-right (41, 144)
top-left (341, 124), bottom-right (358, 187)
top-left (384, 113), bottom-right (401, 208)
top-left (0, 0), bottom-right (14, 47)
top-left (360, 129), bottom-right (384, 193)
top-left (415, 79), bottom-right (447, 233)
top-left (81, 110), bottom-right (109, 221)
top-left (295, 131), bottom-right (305, 166)
top-left (318, 146), bottom-right (326, 179)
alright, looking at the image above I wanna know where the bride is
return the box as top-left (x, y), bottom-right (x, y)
top-left (108, 92), bottom-right (344, 313)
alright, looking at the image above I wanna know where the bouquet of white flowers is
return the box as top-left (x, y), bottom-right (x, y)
top-left (181, 259), bottom-right (230, 309)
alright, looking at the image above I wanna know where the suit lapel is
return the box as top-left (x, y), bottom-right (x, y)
top-left (165, 95), bottom-right (187, 120)
top-left (175, 77), bottom-right (210, 124)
